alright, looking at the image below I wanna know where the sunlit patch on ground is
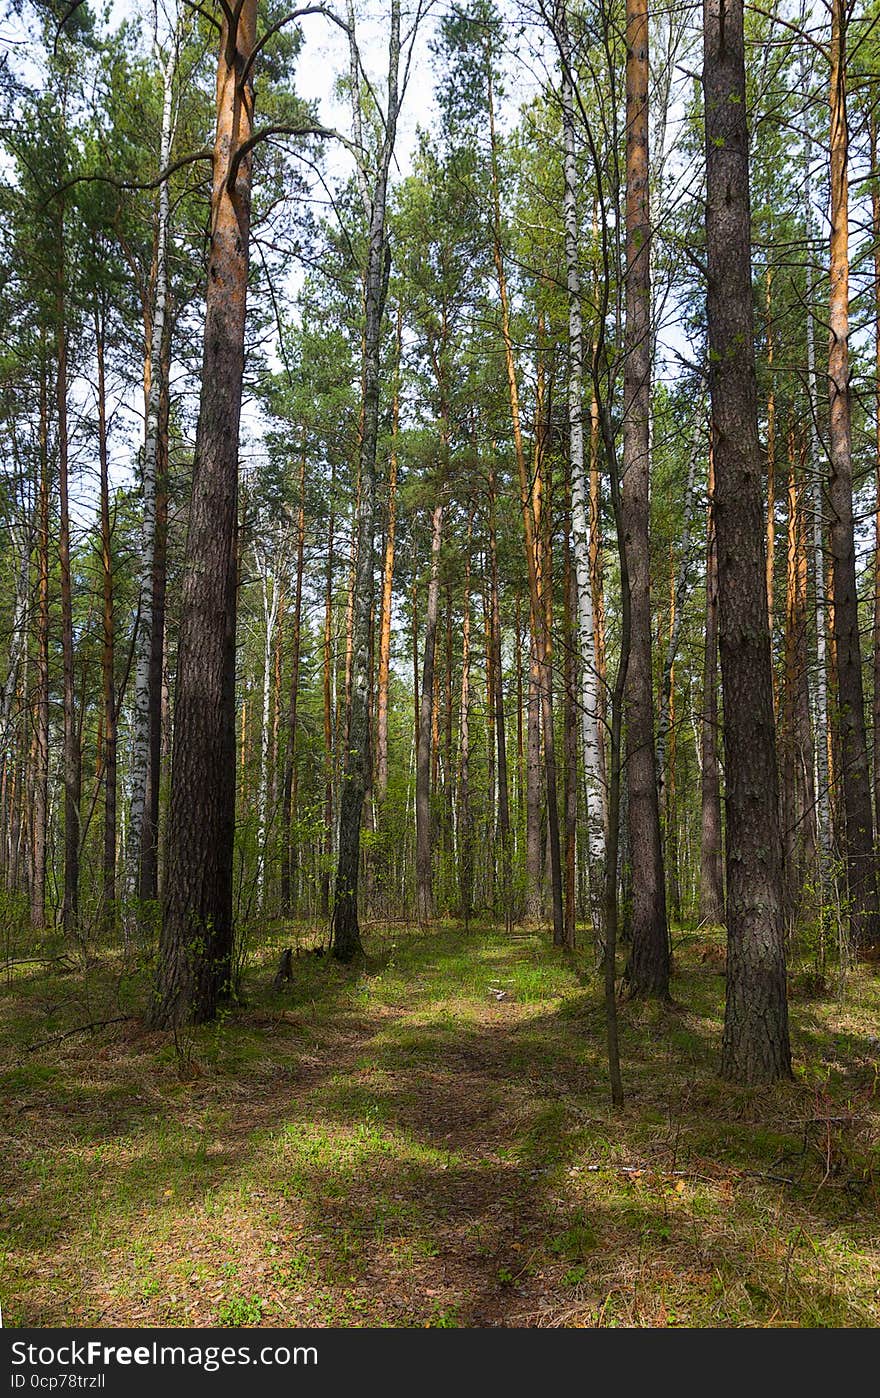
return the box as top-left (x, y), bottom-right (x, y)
top-left (2, 921), bottom-right (878, 1327)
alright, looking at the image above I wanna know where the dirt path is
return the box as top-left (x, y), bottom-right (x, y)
top-left (3, 927), bottom-right (879, 1327)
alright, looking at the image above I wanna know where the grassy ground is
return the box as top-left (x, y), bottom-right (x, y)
top-left (1, 919), bottom-right (879, 1328)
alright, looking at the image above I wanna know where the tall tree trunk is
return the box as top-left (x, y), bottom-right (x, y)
top-left (280, 445), bottom-right (307, 914)
top-left (871, 115), bottom-right (880, 846)
top-left (590, 387), bottom-right (608, 774)
top-left (526, 633), bottom-right (542, 921)
top-left (376, 307), bottom-right (401, 804)
top-left (57, 218), bottom-right (80, 941)
top-left (343, 468), bottom-right (359, 755)
top-left (599, 407), bottom-right (628, 1109)
top-left (443, 581), bottom-right (454, 892)
top-left (488, 472), bottom-right (512, 929)
top-left (804, 108), bottom-right (831, 881)
top-left (656, 440), bottom-right (699, 804)
top-left (827, 0), bottom-right (878, 950)
top-left (664, 551), bottom-right (682, 923)
top-left (781, 429), bottom-right (816, 920)
top-left (131, 39), bottom-right (176, 901)
top-left (331, 1), bottom-right (402, 960)
top-left (96, 299), bottom-right (116, 935)
top-left (322, 472), bottom-right (336, 919)
top-left (154, 1), bottom-right (257, 1025)
top-left (459, 507), bottom-right (473, 929)
top-left (623, 0), bottom-right (668, 995)
top-left (514, 595), bottom-right (524, 821)
top-left (766, 267), bottom-right (776, 703)
top-left (431, 665), bottom-right (440, 797)
top-left (31, 348), bottom-right (50, 930)
top-left (704, 0), bottom-right (791, 1081)
top-left (256, 549), bottom-right (280, 912)
top-left (482, 564), bottom-right (496, 907)
top-left (700, 448), bottom-right (724, 923)
top-left (539, 331), bottom-right (566, 947)
top-left (557, 0), bottom-right (606, 933)
top-left (485, 56), bottom-right (563, 946)
top-left (416, 502), bottom-right (444, 926)
top-left (563, 509), bottom-right (578, 950)
top-left (141, 304), bottom-right (171, 902)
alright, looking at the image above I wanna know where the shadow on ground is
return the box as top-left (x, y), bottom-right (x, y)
top-left (1, 922), bottom-right (878, 1327)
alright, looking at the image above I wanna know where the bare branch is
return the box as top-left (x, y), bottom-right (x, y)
top-left (226, 123), bottom-right (360, 189)
top-left (43, 149), bottom-right (214, 209)
top-left (240, 5), bottom-right (352, 88)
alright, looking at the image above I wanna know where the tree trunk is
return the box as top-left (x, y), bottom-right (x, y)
top-left (526, 632), bottom-right (542, 921)
top-left (459, 508), bottom-right (473, 929)
top-left (482, 565), bottom-right (496, 907)
top-left (96, 299), bottom-right (116, 936)
top-left (256, 549), bottom-right (280, 912)
top-left (280, 445), bottom-right (307, 914)
top-left (598, 406), bottom-right (628, 1110)
top-left (57, 220), bottom-right (80, 942)
top-left (803, 109), bottom-right (831, 880)
top-left (704, 0), bottom-right (791, 1081)
top-left (488, 474), bottom-right (512, 929)
top-left (766, 267), bottom-right (776, 705)
top-left (656, 440), bottom-right (699, 806)
top-left (871, 115), bottom-right (880, 855)
top-left (131, 40), bottom-right (175, 901)
top-left (443, 581), bottom-right (454, 893)
top-left (781, 428), bottom-right (816, 920)
top-left (590, 388), bottom-right (607, 772)
top-left (827, 0), bottom-right (878, 950)
top-left (31, 348), bottom-right (50, 930)
top-left (322, 472), bottom-right (336, 918)
top-left (622, 0), bottom-right (668, 996)
top-left (331, 2), bottom-right (402, 960)
top-left (376, 308), bottom-right (401, 804)
top-left (416, 501), bottom-right (444, 926)
top-left (514, 595), bottom-right (524, 821)
top-left (484, 55), bottom-right (563, 946)
top-left (664, 551), bottom-right (682, 923)
top-left (343, 469), bottom-right (359, 757)
top-left (154, 1), bottom-right (257, 1026)
top-left (140, 305), bottom-right (172, 902)
top-left (563, 511), bottom-right (578, 950)
top-left (557, 0), bottom-right (606, 934)
top-left (700, 449), bottom-right (724, 924)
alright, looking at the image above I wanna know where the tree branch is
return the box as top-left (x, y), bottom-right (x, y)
top-left (240, 5), bottom-right (353, 88)
top-left (44, 149), bottom-right (214, 209)
top-left (226, 123), bottom-right (359, 190)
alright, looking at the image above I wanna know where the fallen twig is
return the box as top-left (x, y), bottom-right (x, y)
top-left (24, 1016), bottom-right (135, 1054)
top-left (3, 956), bottom-right (76, 971)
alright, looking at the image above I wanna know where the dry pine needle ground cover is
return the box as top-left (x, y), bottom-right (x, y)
top-left (1, 921), bottom-right (879, 1327)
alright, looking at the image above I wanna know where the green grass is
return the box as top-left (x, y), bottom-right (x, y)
top-left (1, 919), bottom-right (879, 1326)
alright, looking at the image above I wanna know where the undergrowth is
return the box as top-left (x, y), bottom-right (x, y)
top-left (1, 919), bottom-right (878, 1327)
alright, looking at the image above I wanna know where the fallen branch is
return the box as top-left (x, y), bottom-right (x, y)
top-left (3, 956), bottom-right (76, 971)
top-left (25, 1016), bottom-right (134, 1054)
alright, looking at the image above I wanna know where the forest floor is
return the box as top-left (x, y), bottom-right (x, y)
top-left (1, 917), bottom-right (879, 1328)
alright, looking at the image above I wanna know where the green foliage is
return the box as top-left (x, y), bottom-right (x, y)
top-left (217, 1293), bottom-right (266, 1326)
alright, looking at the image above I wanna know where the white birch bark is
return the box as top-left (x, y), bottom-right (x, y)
top-left (558, 3), bottom-right (606, 885)
top-left (127, 30), bottom-right (177, 896)
top-left (255, 541), bottom-right (281, 911)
